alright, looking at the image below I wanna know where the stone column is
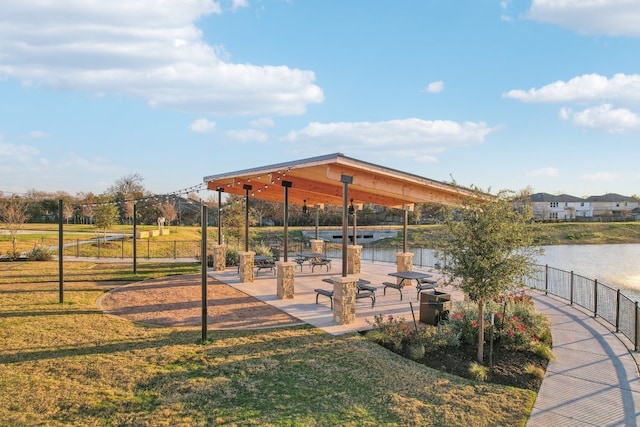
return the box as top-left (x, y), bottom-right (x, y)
top-left (238, 251), bottom-right (255, 283)
top-left (277, 261), bottom-right (295, 299)
top-left (332, 275), bottom-right (358, 324)
top-left (347, 245), bottom-right (362, 275)
top-left (310, 239), bottom-right (324, 254)
top-left (396, 252), bottom-right (414, 284)
top-left (211, 244), bottom-right (226, 272)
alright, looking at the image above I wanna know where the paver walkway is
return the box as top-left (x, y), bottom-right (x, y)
top-left (528, 293), bottom-right (640, 427)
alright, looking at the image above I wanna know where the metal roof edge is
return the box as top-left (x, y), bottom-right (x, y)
top-left (203, 153), bottom-right (344, 183)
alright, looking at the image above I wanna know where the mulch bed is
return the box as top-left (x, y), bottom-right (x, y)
top-left (97, 274), bottom-right (302, 329)
top-left (418, 344), bottom-right (548, 391)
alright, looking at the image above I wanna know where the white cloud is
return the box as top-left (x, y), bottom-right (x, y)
top-left (503, 73), bottom-right (640, 104)
top-left (28, 130), bottom-right (49, 138)
top-left (282, 118), bottom-right (498, 160)
top-left (581, 172), bottom-right (620, 182)
top-left (560, 104), bottom-right (640, 133)
top-left (190, 118), bottom-right (216, 133)
top-left (0, 0), bottom-right (323, 116)
top-left (527, 0), bottom-right (640, 37)
top-left (231, 0), bottom-right (249, 11)
top-left (226, 128), bottom-right (268, 142)
top-left (424, 81), bottom-right (444, 94)
top-left (0, 137), bottom-right (41, 163)
top-left (250, 118), bottom-right (274, 128)
top-left (527, 167), bottom-right (559, 178)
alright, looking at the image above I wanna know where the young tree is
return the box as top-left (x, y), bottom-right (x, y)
top-left (439, 190), bottom-right (542, 363)
top-left (0, 195), bottom-right (28, 258)
top-left (93, 195), bottom-right (118, 242)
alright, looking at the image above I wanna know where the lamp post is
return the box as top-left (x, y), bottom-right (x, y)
top-left (282, 181), bottom-right (292, 261)
top-left (217, 187), bottom-right (224, 245)
top-left (340, 175), bottom-right (353, 277)
top-left (243, 184), bottom-right (252, 252)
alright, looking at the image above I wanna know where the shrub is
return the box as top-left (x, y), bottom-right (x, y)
top-left (524, 364), bottom-right (545, 378)
top-left (531, 343), bottom-right (555, 361)
top-left (448, 291), bottom-right (552, 353)
top-left (226, 247), bottom-right (239, 267)
top-left (252, 242), bottom-right (273, 256)
top-left (366, 314), bottom-right (459, 357)
top-left (469, 362), bottom-right (488, 381)
top-left (26, 245), bottom-right (53, 261)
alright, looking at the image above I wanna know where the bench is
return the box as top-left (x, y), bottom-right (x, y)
top-left (311, 257), bottom-right (331, 272)
top-left (416, 278), bottom-right (437, 299)
top-left (383, 281), bottom-right (404, 301)
top-left (314, 288), bottom-right (334, 309)
top-left (255, 258), bottom-right (276, 275)
top-left (294, 257), bottom-right (307, 271)
top-left (315, 278), bottom-right (377, 309)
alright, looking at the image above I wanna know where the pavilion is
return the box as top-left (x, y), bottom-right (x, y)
top-left (203, 153), bottom-right (484, 325)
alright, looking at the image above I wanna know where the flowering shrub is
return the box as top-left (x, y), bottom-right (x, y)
top-left (367, 314), bottom-right (459, 359)
top-left (448, 291), bottom-right (551, 352)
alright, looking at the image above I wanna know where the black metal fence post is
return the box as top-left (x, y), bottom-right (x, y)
top-left (570, 271), bottom-right (574, 305)
top-left (594, 279), bottom-right (599, 318)
top-left (615, 289), bottom-right (621, 333)
top-left (635, 301), bottom-right (639, 351)
top-left (544, 264), bottom-right (549, 295)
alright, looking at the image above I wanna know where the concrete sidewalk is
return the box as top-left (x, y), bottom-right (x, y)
top-left (528, 293), bottom-right (640, 427)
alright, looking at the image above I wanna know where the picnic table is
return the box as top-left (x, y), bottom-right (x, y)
top-left (254, 255), bottom-right (275, 275)
top-left (295, 253), bottom-right (332, 272)
top-left (385, 271), bottom-right (437, 300)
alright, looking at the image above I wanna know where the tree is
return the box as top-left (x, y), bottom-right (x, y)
top-left (93, 194), bottom-right (118, 242)
top-left (0, 195), bottom-right (28, 258)
top-left (438, 190), bottom-right (542, 363)
top-left (156, 200), bottom-right (178, 227)
top-left (108, 173), bottom-right (148, 224)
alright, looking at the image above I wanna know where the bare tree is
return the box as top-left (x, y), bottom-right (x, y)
top-left (0, 195), bottom-right (28, 258)
top-left (156, 200), bottom-right (178, 227)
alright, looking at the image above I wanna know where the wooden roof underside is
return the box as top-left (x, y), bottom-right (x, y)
top-left (203, 153), bottom-right (479, 209)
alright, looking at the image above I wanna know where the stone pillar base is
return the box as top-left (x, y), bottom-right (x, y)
top-left (396, 252), bottom-right (414, 284)
top-left (277, 262), bottom-right (295, 299)
top-left (347, 245), bottom-right (362, 275)
top-left (212, 244), bottom-right (226, 271)
top-left (239, 251), bottom-right (255, 283)
top-left (310, 239), bottom-right (324, 254)
top-left (332, 275), bottom-right (358, 325)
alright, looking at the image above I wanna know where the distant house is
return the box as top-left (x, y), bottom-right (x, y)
top-left (530, 193), bottom-right (639, 221)
top-left (585, 193), bottom-right (640, 218)
top-left (530, 193), bottom-right (592, 221)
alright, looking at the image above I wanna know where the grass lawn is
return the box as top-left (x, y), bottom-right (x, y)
top-left (0, 262), bottom-right (536, 426)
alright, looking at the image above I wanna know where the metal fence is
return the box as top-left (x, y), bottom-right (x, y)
top-left (525, 264), bottom-right (640, 351)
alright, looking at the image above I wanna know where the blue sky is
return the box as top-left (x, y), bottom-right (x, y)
top-left (1, 0), bottom-right (640, 199)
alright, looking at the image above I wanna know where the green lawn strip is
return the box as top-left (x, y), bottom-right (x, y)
top-left (0, 279), bottom-right (534, 426)
top-left (0, 261), bottom-right (199, 284)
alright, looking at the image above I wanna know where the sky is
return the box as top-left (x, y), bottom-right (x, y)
top-left (1, 0), bottom-right (640, 199)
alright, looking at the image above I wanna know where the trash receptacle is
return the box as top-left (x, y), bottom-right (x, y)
top-left (419, 290), bottom-right (451, 325)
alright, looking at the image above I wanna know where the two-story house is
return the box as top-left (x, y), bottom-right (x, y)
top-left (530, 193), bottom-right (592, 221)
top-left (585, 194), bottom-right (640, 218)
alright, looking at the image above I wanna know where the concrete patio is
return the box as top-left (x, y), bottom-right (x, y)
top-left (208, 259), bottom-right (465, 335)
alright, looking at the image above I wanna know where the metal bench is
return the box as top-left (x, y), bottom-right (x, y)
top-left (416, 278), bottom-right (438, 299)
top-left (383, 281), bottom-right (404, 301)
top-left (314, 288), bottom-right (334, 309)
top-left (311, 257), bottom-right (331, 272)
top-left (316, 278), bottom-right (377, 309)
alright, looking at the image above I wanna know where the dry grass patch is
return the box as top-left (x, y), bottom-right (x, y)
top-left (1, 272), bottom-right (535, 426)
